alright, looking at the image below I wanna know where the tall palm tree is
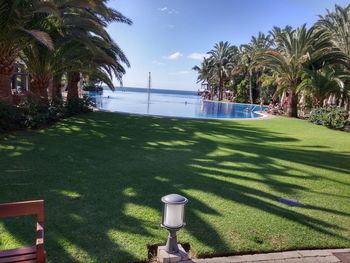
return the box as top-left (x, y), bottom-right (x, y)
top-left (239, 32), bottom-right (273, 103)
top-left (0, 0), bottom-right (57, 103)
top-left (317, 4), bottom-right (350, 110)
top-left (318, 4), bottom-right (350, 58)
top-left (61, 0), bottom-right (132, 101)
top-left (65, 36), bottom-right (130, 100)
top-left (258, 24), bottom-right (346, 117)
top-left (20, 0), bottom-right (132, 102)
top-left (207, 41), bottom-right (238, 100)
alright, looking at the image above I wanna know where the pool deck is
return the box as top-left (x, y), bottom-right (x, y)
top-left (184, 248), bottom-right (350, 263)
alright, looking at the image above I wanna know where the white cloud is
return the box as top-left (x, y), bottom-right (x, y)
top-left (188, 52), bottom-right (210, 60)
top-left (158, 7), bottom-right (168, 11)
top-left (157, 7), bottom-right (179, 14)
top-left (152, 60), bottom-right (165, 66)
top-left (163, 52), bottom-right (183, 60)
top-left (169, 70), bottom-right (191, 75)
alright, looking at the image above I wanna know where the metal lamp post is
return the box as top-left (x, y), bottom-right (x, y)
top-left (161, 194), bottom-right (188, 254)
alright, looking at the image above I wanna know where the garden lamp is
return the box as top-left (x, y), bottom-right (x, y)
top-left (161, 194), bottom-right (188, 254)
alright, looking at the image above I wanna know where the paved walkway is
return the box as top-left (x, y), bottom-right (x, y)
top-left (186, 249), bottom-right (350, 263)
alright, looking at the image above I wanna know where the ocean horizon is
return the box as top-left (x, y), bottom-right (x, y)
top-left (103, 86), bottom-right (198, 96)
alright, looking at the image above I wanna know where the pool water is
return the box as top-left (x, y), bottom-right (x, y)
top-left (89, 89), bottom-right (264, 119)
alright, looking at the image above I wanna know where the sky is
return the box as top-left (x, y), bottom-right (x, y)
top-left (106, 0), bottom-right (349, 91)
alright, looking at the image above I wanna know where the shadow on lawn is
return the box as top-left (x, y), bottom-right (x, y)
top-left (0, 112), bottom-right (350, 262)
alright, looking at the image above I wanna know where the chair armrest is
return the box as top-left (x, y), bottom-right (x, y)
top-left (36, 222), bottom-right (46, 263)
top-left (36, 222), bottom-right (44, 247)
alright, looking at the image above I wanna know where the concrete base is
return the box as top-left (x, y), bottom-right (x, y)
top-left (157, 245), bottom-right (189, 263)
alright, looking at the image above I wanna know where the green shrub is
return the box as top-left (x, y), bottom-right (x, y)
top-left (235, 79), bottom-right (249, 103)
top-left (48, 98), bottom-right (65, 121)
top-left (0, 96), bottom-right (93, 133)
top-left (235, 97), bottom-right (247, 103)
top-left (323, 106), bottom-right (347, 129)
top-left (65, 96), bottom-right (93, 116)
top-left (0, 102), bottom-right (23, 132)
top-left (19, 99), bottom-right (50, 129)
top-left (309, 106), bottom-right (347, 129)
top-left (309, 107), bottom-right (325, 125)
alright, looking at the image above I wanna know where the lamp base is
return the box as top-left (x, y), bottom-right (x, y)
top-left (157, 245), bottom-right (189, 263)
top-left (165, 229), bottom-right (179, 254)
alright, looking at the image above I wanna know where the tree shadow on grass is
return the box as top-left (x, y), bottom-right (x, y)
top-left (0, 112), bottom-right (350, 262)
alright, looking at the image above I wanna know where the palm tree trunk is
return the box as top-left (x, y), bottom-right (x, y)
top-left (52, 75), bottom-right (62, 100)
top-left (0, 46), bottom-right (16, 103)
top-left (287, 92), bottom-right (298, 118)
top-left (0, 72), bottom-right (13, 103)
top-left (345, 97), bottom-right (350, 117)
top-left (249, 69), bottom-right (253, 104)
top-left (219, 77), bottom-right (223, 101)
top-left (67, 72), bottom-right (80, 100)
top-left (30, 75), bottom-right (49, 103)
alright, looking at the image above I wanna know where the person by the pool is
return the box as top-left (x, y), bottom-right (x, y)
top-left (268, 99), bottom-right (274, 110)
top-left (259, 97), bottom-right (266, 112)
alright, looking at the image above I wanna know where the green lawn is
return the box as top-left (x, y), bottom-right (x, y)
top-left (0, 112), bottom-right (349, 263)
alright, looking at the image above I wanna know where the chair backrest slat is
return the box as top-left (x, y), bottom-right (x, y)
top-left (0, 200), bottom-right (44, 221)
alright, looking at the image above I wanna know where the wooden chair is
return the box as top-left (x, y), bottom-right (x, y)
top-left (0, 200), bottom-right (46, 263)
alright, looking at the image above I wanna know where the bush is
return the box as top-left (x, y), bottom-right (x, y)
top-left (309, 106), bottom-right (347, 129)
top-left (48, 98), bottom-right (65, 121)
top-left (0, 96), bottom-right (93, 133)
top-left (323, 107), bottom-right (347, 129)
top-left (19, 98), bottom-right (50, 128)
top-left (235, 97), bottom-right (247, 103)
top-left (235, 78), bottom-right (249, 103)
top-left (0, 102), bottom-right (23, 132)
top-left (65, 96), bottom-right (93, 116)
top-left (309, 107), bottom-right (325, 125)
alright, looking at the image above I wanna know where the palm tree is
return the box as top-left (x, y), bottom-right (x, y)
top-left (258, 24), bottom-right (346, 117)
top-left (239, 32), bottom-right (273, 103)
top-left (21, 44), bottom-right (53, 101)
top-left (65, 36), bottom-right (130, 100)
top-left (207, 41), bottom-right (238, 100)
top-left (0, 0), bottom-right (56, 103)
top-left (318, 4), bottom-right (350, 58)
top-left (317, 4), bottom-right (350, 110)
top-left (299, 67), bottom-right (344, 107)
top-left (192, 58), bottom-right (214, 96)
top-left (20, 0), bottom-right (132, 102)
top-left (61, 0), bottom-right (132, 101)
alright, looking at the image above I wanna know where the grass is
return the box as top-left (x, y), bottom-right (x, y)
top-left (0, 112), bottom-right (349, 263)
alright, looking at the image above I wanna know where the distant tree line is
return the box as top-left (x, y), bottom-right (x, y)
top-left (193, 4), bottom-right (350, 118)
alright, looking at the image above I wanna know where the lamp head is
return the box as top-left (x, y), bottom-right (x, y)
top-left (161, 194), bottom-right (188, 229)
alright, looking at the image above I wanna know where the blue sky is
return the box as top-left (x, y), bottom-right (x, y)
top-left (107, 0), bottom-right (349, 91)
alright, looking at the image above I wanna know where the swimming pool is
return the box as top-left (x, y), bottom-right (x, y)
top-left (89, 89), bottom-right (265, 119)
